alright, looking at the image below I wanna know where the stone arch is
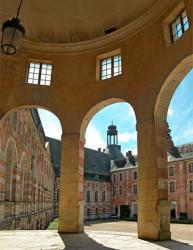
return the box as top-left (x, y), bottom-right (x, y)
top-left (20, 152), bottom-right (30, 202)
top-left (5, 137), bottom-right (18, 201)
top-left (154, 54), bottom-right (193, 121)
top-left (1, 104), bottom-right (63, 127)
top-left (80, 97), bottom-right (137, 141)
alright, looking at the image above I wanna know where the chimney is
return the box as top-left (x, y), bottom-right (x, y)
top-left (126, 150), bottom-right (132, 158)
top-left (103, 149), bottom-right (105, 153)
top-left (98, 148), bottom-right (101, 152)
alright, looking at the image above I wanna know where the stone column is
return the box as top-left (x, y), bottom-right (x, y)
top-left (137, 118), bottom-right (171, 240)
top-left (58, 133), bottom-right (84, 233)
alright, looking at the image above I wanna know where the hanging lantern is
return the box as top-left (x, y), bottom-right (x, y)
top-left (1, 0), bottom-right (25, 55)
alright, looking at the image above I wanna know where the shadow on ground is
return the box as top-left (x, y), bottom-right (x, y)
top-left (151, 239), bottom-right (193, 250)
top-left (85, 219), bottom-right (123, 226)
top-left (60, 232), bottom-right (115, 250)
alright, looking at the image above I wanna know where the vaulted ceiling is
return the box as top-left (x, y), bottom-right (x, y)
top-left (0, 0), bottom-right (172, 44)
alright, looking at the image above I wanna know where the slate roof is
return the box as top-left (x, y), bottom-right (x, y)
top-left (45, 139), bottom-right (128, 180)
top-left (84, 147), bottom-right (110, 175)
top-left (168, 142), bottom-right (193, 162)
top-left (107, 145), bottom-right (126, 168)
top-left (45, 136), bottom-right (61, 177)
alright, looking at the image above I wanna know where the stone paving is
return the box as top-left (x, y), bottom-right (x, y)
top-left (0, 221), bottom-right (193, 250)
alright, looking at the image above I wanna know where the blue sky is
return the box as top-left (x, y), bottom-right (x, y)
top-left (167, 69), bottom-right (193, 145)
top-left (38, 69), bottom-right (193, 156)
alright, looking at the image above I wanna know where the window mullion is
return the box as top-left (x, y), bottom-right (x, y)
top-left (180, 13), bottom-right (185, 34)
top-left (38, 64), bottom-right (42, 85)
top-left (112, 56), bottom-right (114, 77)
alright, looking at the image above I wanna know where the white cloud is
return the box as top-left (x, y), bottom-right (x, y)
top-left (85, 124), bottom-right (106, 150)
top-left (43, 122), bottom-right (62, 140)
top-left (38, 109), bottom-right (62, 140)
top-left (168, 107), bottom-right (173, 116)
top-left (184, 128), bottom-right (193, 137)
top-left (128, 107), bottom-right (136, 118)
top-left (118, 131), bottom-right (137, 142)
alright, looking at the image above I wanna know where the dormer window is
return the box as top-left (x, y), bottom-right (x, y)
top-left (170, 9), bottom-right (189, 43)
top-left (27, 62), bottom-right (53, 86)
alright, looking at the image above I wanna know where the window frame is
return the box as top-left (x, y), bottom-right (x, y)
top-left (170, 9), bottom-right (189, 43)
top-left (119, 185), bottom-right (123, 196)
top-left (169, 181), bottom-right (176, 193)
top-left (112, 186), bottom-right (116, 197)
top-left (86, 190), bottom-right (90, 203)
top-left (27, 60), bottom-right (53, 86)
top-left (190, 180), bottom-right (193, 193)
top-left (100, 54), bottom-right (122, 80)
top-left (132, 183), bottom-right (137, 195)
top-left (96, 48), bottom-right (121, 81)
top-left (168, 166), bottom-right (175, 177)
top-left (188, 163), bottom-right (193, 173)
top-left (95, 191), bottom-right (98, 202)
top-left (102, 191), bottom-right (106, 202)
top-left (133, 171), bottom-right (137, 181)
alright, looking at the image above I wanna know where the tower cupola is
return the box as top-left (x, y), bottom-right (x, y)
top-left (107, 122), bottom-right (118, 146)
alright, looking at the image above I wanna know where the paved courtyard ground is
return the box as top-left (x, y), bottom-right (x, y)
top-left (0, 221), bottom-right (193, 249)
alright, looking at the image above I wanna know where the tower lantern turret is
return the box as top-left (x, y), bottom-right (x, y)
top-left (107, 122), bottom-right (118, 146)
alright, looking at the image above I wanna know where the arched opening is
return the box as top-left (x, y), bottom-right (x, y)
top-left (0, 106), bottom-right (62, 230)
top-left (5, 138), bottom-right (18, 202)
top-left (166, 69), bottom-right (193, 223)
top-left (80, 98), bottom-right (138, 231)
top-left (154, 55), bottom-right (193, 236)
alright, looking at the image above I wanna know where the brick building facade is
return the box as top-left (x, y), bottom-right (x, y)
top-left (0, 109), bottom-right (192, 227)
top-left (83, 124), bottom-right (193, 221)
top-left (0, 109), bottom-right (57, 229)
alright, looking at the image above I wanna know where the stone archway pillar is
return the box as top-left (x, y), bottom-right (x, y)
top-left (58, 133), bottom-right (84, 233)
top-left (137, 117), bottom-right (171, 240)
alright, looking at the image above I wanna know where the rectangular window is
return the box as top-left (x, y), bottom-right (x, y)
top-left (132, 202), bottom-right (137, 216)
top-left (132, 184), bottom-right (137, 194)
top-left (100, 54), bottom-right (122, 80)
top-left (119, 186), bottom-right (123, 196)
top-left (120, 173), bottom-right (123, 181)
top-left (112, 186), bottom-right (116, 197)
top-left (133, 171), bottom-right (137, 180)
top-left (169, 181), bottom-right (176, 193)
top-left (170, 9), bottom-right (189, 43)
top-left (168, 166), bottom-right (175, 177)
top-left (27, 62), bottom-right (52, 86)
top-left (190, 180), bottom-right (193, 193)
top-left (189, 163), bottom-right (193, 173)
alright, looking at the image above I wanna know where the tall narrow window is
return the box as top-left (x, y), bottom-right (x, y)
top-left (190, 180), bottom-right (193, 193)
top-left (112, 186), bottom-right (116, 197)
top-left (169, 181), bottom-right (176, 193)
top-left (95, 191), bottom-right (98, 202)
top-left (189, 163), bottom-right (193, 173)
top-left (170, 9), bottom-right (189, 43)
top-left (133, 171), bottom-right (137, 180)
top-left (102, 191), bottom-right (106, 202)
top-left (100, 54), bottom-right (122, 80)
top-left (119, 186), bottom-right (123, 196)
top-left (168, 166), bottom-right (175, 177)
top-left (27, 62), bottom-right (53, 86)
top-left (132, 184), bottom-right (137, 194)
top-left (86, 190), bottom-right (90, 202)
top-left (87, 208), bottom-right (90, 216)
